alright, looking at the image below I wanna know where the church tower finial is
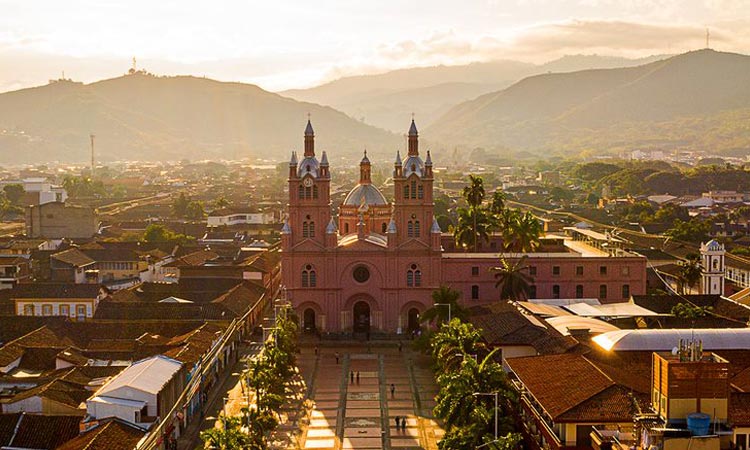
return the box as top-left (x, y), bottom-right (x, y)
top-left (359, 149), bottom-right (371, 184)
top-left (304, 117), bottom-right (315, 157)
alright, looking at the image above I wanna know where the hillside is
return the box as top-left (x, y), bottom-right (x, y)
top-left (0, 74), bottom-right (400, 164)
top-left (424, 49), bottom-right (750, 157)
top-left (281, 54), bottom-right (667, 132)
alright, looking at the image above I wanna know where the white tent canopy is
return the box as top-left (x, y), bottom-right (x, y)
top-left (546, 316), bottom-right (620, 336)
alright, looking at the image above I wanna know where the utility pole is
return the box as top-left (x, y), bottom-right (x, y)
top-left (706, 28), bottom-right (710, 49)
top-left (90, 134), bottom-right (95, 176)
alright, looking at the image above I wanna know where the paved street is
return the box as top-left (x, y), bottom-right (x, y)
top-left (298, 345), bottom-right (444, 450)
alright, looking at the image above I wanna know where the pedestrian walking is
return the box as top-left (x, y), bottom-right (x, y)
top-left (350, 371), bottom-right (354, 384)
top-left (394, 416), bottom-right (400, 429)
top-left (314, 346), bottom-right (318, 355)
top-left (398, 341), bottom-right (402, 352)
top-left (356, 371), bottom-right (360, 384)
top-left (335, 352), bottom-right (339, 364)
top-left (401, 417), bottom-right (407, 431)
top-left (390, 383), bottom-right (395, 398)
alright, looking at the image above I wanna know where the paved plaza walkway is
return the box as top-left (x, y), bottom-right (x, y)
top-left (298, 345), bottom-right (444, 450)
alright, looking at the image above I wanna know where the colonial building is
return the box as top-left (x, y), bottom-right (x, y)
top-left (281, 120), bottom-right (648, 335)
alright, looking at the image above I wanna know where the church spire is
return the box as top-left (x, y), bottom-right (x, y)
top-left (408, 118), bottom-right (418, 156)
top-left (359, 149), bottom-right (371, 184)
top-left (304, 118), bottom-right (315, 157)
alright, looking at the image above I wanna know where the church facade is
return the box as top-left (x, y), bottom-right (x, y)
top-left (281, 120), bottom-right (648, 334)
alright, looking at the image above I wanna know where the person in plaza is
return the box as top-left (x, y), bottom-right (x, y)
top-left (390, 383), bottom-right (395, 398)
top-left (335, 352), bottom-right (339, 364)
top-left (350, 370), bottom-right (354, 384)
top-left (356, 371), bottom-right (360, 384)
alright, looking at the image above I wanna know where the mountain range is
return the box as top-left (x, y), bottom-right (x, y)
top-left (425, 49), bottom-right (750, 157)
top-left (281, 54), bottom-right (668, 132)
top-left (0, 74), bottom-right (399, 164)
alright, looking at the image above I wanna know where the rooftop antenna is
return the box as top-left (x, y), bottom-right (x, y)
top-left (132, 56), bottom-right (137, 72)
top-left (61, 70), bottom-right (65, 80)
top-left (90, 134), bottom-right (95, 176)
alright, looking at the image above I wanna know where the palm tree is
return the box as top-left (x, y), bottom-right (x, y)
top-left (421, 286), bottom-right (467, 326)
top-left (453, 206), bottom-right (493, 252)
top-left (214, 196), bottom-right (231, 209)
top-left (430, 319), bottom-right (486, 374)
top-left (500, 210), bottom-right (542, 252)
top-left (200, 416), bottom-right (251, 449)
top-left (678, 254), bottom-right (702, 294)
top-left (490, 256), bottom-right (534, 300)
top-left (489, 189), bottom-right (506, 215)
top-left (462, 175), bottom-right (486, 252)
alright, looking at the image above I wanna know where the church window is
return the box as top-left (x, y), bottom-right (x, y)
top-left (298, 185), bottom-right (304, 199)
top-left (414, 221), bottom-right (420, 237)
top-left (345, 223), bottom-right (349, 234)
top-left (302, 265), bottom-right (316, 287)
top-left (622, 284), bottom-right (630, 299)
top-left (381, 223), bottom-right (387, 233)
top-left (403, 185), bottom-right (409, 199)
top-left (407, 264), bottom-right (422, 287)
top-left (353, 265), bottom-right (370, 283)
top-left (599, 284), bottom-right (607, 300)
top-left (407, 221), bottom-right (413, 237)
top-left (417, 184), bottom-right (424, 199)
top-left (303, 221), bottom-right (315, 238)
top-left (410, 180), bottom-right (417, 199)
top-left (471, 285), bottom-right (479, 300)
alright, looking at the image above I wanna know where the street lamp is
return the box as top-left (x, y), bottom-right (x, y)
top-left (473, 392), bottom-right (499, 440)
top-left (434, 303), bottom-right (451, 322)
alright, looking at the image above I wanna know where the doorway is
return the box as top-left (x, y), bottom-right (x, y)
top-left (407, 308), bottom-right (420, 333)
top-left (353, 301), bottom-right (371, 333)
top-left (303, 308), bottom-right (316, 332)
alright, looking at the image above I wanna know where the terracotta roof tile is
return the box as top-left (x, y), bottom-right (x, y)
top-left (507, 353), bottom-right (615, 420)
top-left (56, 417), bottom-right (146, 450)
top-left (3, 413), bottom-right (81, 449)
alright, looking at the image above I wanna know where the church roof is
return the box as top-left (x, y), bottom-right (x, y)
top-left (703, 239), bottom-right (723, 251)
top-left (402, 155), bottom-right (424, 178)
top-left (305, 119), bottom-right (314, 136)
top-left (343, 184), bottom-right (388, 207)
top-left (408, 119), bottom-right (418, 136)
top-left (326, 218), bottom-right (337, 234)
top-left (297, 156), bottom-right (320, 178)
top-left (320, 151), bottom-right (329, 166)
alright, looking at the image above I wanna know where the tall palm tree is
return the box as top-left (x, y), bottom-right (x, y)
top-left (500, 210), bottom-right (542, 252)
top-left (430, 319), bottom-right (486, 374)
top-left (461, 175), bottom-right (486, 252)
top-left (214, 196), bottom-right (231, 209)
top-left (421, 285), bottom-right (466, 325)
top-left (490, 256), bottom-right (534, 300)
top-left (678, 254), bottom-right (702, 294)
top-left (453, 206), bottom-right (494, 252)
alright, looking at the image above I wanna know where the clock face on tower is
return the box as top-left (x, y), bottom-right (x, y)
top-left (303, 177), bottom-right (313, 187)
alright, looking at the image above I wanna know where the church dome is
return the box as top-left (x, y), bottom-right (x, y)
top-left (402, 155), bottom-right (424, 178)
top-left (343, 184), bottom-right (388, 206)
top-left (297, 156), bottom-right (320, 178)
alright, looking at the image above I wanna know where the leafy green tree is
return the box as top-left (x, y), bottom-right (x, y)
top-left (2, 184), bottom-right (24, 205)
top-left (185, 201), bottom-right (205, 220)
top-left (141, 224), bottom-right (192, 244)
top-left (458, 175), bottom-right (488, 252)
top-left (453, 206), bottom-right (494, 252)
top-left (490, 256), bottom-right (534, 300)
top-left (430, 319), bottom-right (486, 375)
top-left (502, 211), bottom-right (542, 252)
top-left (214, 196), bottom-right (231, 209)
top-left (671, 303), bottom-right (713, 318)
top-left (200, 416), bottom-right (251, 450)
top-left (172, 193), bottom-right (190, 217)
top-left (665, 219), bottom-right (710, 243)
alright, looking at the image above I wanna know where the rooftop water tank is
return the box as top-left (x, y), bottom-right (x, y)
top-left (687, 413), bottom-right (711, 436)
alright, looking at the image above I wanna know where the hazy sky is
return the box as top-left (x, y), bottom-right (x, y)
top-left (0, 0), bottom-right (748, 92)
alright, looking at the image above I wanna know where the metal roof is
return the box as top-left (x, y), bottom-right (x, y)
top-left (342, 184), bottom-right (387, 206)
top-left (592, 329), bottom-right (750, 352)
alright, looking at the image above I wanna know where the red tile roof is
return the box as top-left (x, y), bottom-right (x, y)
top-left (56, 418), bottom-right (146, 450)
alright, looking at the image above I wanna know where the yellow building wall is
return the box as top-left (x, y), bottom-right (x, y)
top-left (664, 437), bottom-right (719, 450)
top-left (668, 398), bottom-right (728, 421)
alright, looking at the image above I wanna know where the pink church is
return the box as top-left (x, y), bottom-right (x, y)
top-left (281, 120), bottom-right (647, 335)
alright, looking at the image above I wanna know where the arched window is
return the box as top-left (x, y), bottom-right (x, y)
top-left (417, 184), bottom-right (424, 199)
top-left (305, 186), bottom-right (312, 199)
top-left (414, 221), bottom-right (420, 237)
top-left (298, 185), bottom-right (305, 200)
top-left (403, 185), bottom-right (409, 199)
top-left (407, 221), bottom-right (414, 237)
top-left (344, 223), bottom-right (350, 234)
top-left (410, 180), bottom-right (417, 199)
top-left (407, 264), bottom-right (422, 287)
top-left (302, 264), bottom-right (317, 287)
top-left (303, 221), bottom-right (315, 238)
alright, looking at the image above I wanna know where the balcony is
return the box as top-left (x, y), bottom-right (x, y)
top-left (591, 426), bottom-right (636, 450)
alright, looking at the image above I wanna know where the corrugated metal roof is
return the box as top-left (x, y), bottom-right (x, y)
top-left (593, 329), bottom-right (750, 352)
top-left (563, 302), bottom-right (661, 317)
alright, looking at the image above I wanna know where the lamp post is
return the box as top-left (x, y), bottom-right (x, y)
top-left (473, 392), bottom-right (499, 440)
top-left (434, 302), bottom-right (451, 322)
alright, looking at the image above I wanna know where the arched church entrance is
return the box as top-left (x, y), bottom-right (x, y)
top-left (407, 308), bottom-right (420, 333)
top-left (303, 308), bottom-right (316, 332)
top-left (353, 301), bottom-right (371, 334)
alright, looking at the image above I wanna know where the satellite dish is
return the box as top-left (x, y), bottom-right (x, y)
top-left (671, 347), bottom-right (679, 355)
